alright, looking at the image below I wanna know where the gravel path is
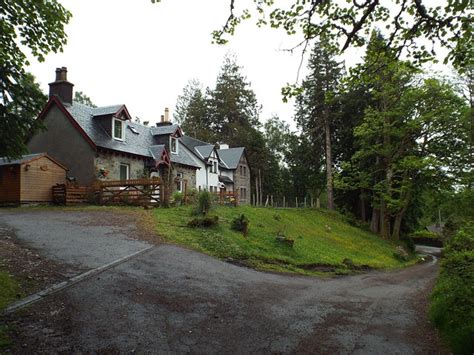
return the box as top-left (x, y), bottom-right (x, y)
top-left (0, 210), bottom-right (446, 354)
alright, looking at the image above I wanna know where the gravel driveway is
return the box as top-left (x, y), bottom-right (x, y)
top-left (0, 210), bottom-right (446, 354)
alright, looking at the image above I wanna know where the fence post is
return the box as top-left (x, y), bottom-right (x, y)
top-left (296, 197), bottom-right (298, 208)
top-left (283, 196), bottom-right (286, 208)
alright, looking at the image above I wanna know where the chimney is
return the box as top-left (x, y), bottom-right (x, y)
top-left (164, 108), bottom-right (170, 122)
top-left (49, 67), bottom-right (74, 105)
top-left (219, 143), bottom-right (229, 150)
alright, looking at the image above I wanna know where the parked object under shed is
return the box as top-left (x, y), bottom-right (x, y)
top-left (0, 153), bottom-right (67, 204)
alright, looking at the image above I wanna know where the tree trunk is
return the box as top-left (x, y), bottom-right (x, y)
top-left (324, 116), bottom-right (334, 210)
top-left (370, 207), bottom-right (380, 234)
top-left (255, 176), bottom-right (259, 206)
top-left (359, 188), bottom-right (367, 222)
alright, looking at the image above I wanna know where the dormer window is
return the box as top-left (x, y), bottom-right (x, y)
top-left (113, 118), bottom-right (124, 141)
top-left (170, 136), bottom-right (178, 154)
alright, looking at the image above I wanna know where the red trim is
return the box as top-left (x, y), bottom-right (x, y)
top-left (23, 153), bottom-right (68, 171)
top-left (114, 105), bottom-right (132, 121)
top-left (156, 148), bottom-right (170, 167)
top-left (35, 97), bottom-right (97, 150)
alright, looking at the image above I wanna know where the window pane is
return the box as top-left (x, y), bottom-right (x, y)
top-left (114, 120), bottom-right (123, 139)
top-left (171, 138), bottom-right (177, 153)
top-left (120, 164), bottom-right (129, 180)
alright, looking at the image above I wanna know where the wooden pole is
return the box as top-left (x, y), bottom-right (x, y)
top-left (311, 196), bottom-right (314, 207)
top-left (296, 197), bottom-right (298, 208)
top-left (283, 196), bottom-right (286, 208)
top-left (304, 197), bottom-right (307, 208)
top-left (271, 195), bottom-right (274, 207)
top-left (317, 197), bottom-right (320, 208)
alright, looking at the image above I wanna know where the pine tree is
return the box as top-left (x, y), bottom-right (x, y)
top-left (295, 41), bottom-right (344, 210)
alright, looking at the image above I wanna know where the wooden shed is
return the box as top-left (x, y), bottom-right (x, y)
top-left (0, 153), bottom-right (67, 204)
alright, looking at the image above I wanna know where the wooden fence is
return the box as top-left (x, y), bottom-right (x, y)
top-left (52, 184), bottom-right (90, 205)
top-left (95, 178), bottom-right (162, 206)
top-left (213, 191), bottom-right (239, 206)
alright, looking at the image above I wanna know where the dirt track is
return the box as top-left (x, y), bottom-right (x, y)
top-left (0, 210), bottom-right (447, 354)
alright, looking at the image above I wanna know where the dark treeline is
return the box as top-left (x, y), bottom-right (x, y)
top-left (175, 33), bottom-right (472, 240)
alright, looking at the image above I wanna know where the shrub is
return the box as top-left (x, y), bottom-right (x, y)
top-left (231, 214), bottom-right (249, 237)
top-left (187, 215), bottom-right (219, 228)
top-left (197, 191), bottom-right (212, 215)
top-left (430, 227), bottom-right (474, 354)
top-left (187, 188), bottom-right (198, 204)
top-left (172, 191), bottom-right (184, 206)
top-left (411, 230), bottom-right (440, 239)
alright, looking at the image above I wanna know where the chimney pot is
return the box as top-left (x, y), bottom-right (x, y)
top-left (160, 115), bottom-right (165, 123)
top-left (164, 108), bottom-right (169, 122)
top-left (49, 67), bottom-right (73, 104)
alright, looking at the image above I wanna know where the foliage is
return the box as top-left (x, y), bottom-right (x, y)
top-left (1, 1), bottom-right (71, 159)
top-left (172, 191), bottom-right (184, 206)
top-left (152, 205), bottom-right (415, 275)
top-left (230, 214), bottom-right (249, 237)
top-left (188, 215), bottom-right (219, 228)
top-left (411, 230), bottom-right (440, 239)
top-left (207, 0), bottom-right (472, 69)
top-left (197, 190), bottom-right (212, 215)
top-left (74, 91), bottom-right (96, 107)
top-left (430, 228), bottom-right (474, 354)
top-left (295, 40), bottom-right (344, 210)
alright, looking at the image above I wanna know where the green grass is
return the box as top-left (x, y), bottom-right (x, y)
top-left (0, 270), bottom-right (20, 350)
top-left (152, 205), bottom-right (414, 275)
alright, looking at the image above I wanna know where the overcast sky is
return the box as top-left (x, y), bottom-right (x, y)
top-left (27, 0), bottom-right (452, 129)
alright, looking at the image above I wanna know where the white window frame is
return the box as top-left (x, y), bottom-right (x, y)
top-left (170, 136), bottom-right (178, 154)
top-left (113, 118), bottom-right (124, 141)
top-left (119, 163), bottom-right (130, 181)
top-left (176, 172), bottom-right (183, 192)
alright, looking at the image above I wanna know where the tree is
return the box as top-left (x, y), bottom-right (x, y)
top-left (342, 33), bottom-right (469, 239)
top-left (1, 73), bottom-right (47, 158)
top-left (206, 0), bottom-right (472, 70)
top-left (295, 41), bottom-right (344, 210)
top-left (174, 79), bottom-right (212, 141)
top-left (74, 91), bottom-right (97, 108)
top-left (1, 1), bottom-right (71, 158)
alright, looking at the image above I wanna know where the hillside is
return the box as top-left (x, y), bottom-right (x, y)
top-left (153, 206), bottom-right (414, 275)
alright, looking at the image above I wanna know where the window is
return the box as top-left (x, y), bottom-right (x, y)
top-left (176, 172), bottom-right (183, 191)
top-left (119, 163), bottom-right (129, 181)
top-left (243, 166), bottom-right (246, 176)
top-left (212, 161), bottom-right (218, 174)
top-left (170, 137), bottom-right (178, 154)
top-left (113, 118), bottom-right (124, 141)
top-left (240, 187), bottom-right (247, 200)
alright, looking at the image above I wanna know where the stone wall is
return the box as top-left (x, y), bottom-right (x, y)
top-left (94, 152), bottom-right (147, 181)
top-left (233, 154), bottom-right (251, 205)
top-left (170, 164), bottom-right (197, 194)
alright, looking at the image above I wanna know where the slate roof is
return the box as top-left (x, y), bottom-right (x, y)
top-left (91, 105), bottom-right (123, 117)
top-left (0, 153), bottom-right (44, 166)
top-left (219, 175), bottom-right (234, 184)
top-left (217, 147), bottom-right (245, 169)
top-left (61, 101), bottom-right (207, 169)
top-left (66, 102), bottom-right (155, 158)
top-left (150, 124), bottom-right (180, 136)
top-left (169, 150), bottom-right (200, 169)
top-left (148, 145), bottom-right (166, 160)
top-left (180, 135), bottom-right (215, 162)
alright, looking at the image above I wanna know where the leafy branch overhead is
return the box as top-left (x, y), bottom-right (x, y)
top-left (191, 0), bottom-right (471, 69)
top-left (0, 1), bottom-right (72, 158)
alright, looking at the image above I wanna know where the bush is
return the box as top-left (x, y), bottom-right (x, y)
top-left (197, 191), bottom-right (212, 215)
top-left (411, 230), bottom-right (440, 239)
top-left (172, 191), bottom-right (184, 206)
top-left (430, 228), bottom-right (474, 354)
top-left (187, 215), bottom-right (219, 228)
top-left (231, 214), bottom-right (249, 237)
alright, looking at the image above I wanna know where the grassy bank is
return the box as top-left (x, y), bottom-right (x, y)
top-left (152, 205), bottom-right (413, 275)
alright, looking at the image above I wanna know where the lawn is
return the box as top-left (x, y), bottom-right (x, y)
top-left (152, 205), bottom-right (414, 275)
top-left (0, 270), bottom-right (20, 349)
